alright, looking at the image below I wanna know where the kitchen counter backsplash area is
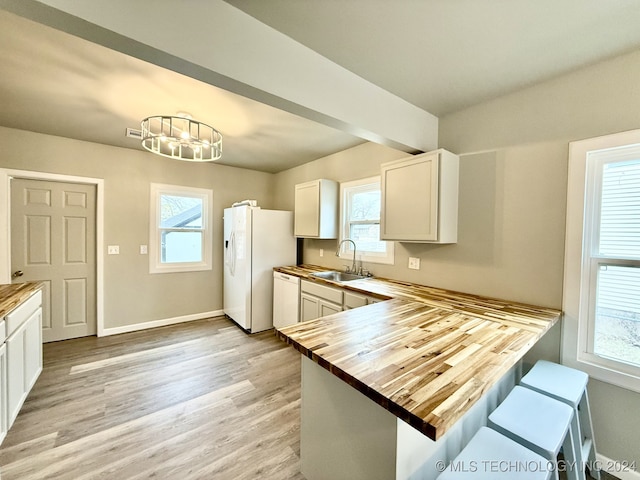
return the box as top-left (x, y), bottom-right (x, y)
top-left (274, 264), bottom-right (560, 326)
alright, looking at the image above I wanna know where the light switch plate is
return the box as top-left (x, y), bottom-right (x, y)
top-left (319, 249), bottom-right (324, 257)
top-left (107, 245), bottom-right (120, 255)
top-left (408, 257), bottom-right (420, 270)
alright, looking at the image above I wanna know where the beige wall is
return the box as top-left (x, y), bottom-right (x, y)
top-left (0, 126), bottom-right (274, 329)
top-left (440, 48), bottom-right (640, 466)
top-left (273, 48), bottom-right (640, 466)
top-left (274, 141), bottom-right (567, 309)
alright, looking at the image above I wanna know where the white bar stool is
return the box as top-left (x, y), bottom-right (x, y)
top-left (437, 427), bottom-right (552, 479)
top-left (488, 385), bottom-right (580, 480)
top-left (520, 360), bottom-right (600, 480)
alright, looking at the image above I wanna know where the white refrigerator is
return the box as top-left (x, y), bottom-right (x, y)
top-left (223, 205), bottom-right (296, 333)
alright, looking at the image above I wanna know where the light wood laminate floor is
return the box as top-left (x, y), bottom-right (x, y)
top-left (0, 317), bottom-right (620, 480)
top-left (0, 317), bottom-right (304, 480)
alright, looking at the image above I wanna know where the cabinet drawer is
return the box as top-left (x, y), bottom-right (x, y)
top-left (0, 319), bottom-right (5, 343)
top-left (301, 280), bottom-right (343, 304)
top-left (6, 290), bottom-right (42, 338)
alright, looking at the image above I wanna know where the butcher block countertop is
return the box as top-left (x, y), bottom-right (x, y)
top-left (0, 282), bottom-right (43, 319)
top-left (275, 264), bottom-right (561, 441)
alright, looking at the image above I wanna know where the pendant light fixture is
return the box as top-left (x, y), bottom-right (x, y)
top-left (141, 113), bottom-right (222, 162)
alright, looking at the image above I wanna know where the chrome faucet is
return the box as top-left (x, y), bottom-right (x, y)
top-left (336, 239), bottom-right (357, 273)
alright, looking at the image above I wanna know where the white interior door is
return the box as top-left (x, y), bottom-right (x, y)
top-left (11, 178), bottom-right (97, 342)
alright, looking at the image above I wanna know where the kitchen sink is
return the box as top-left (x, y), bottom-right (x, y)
top-left (310, 270), bottom-right (368, 282)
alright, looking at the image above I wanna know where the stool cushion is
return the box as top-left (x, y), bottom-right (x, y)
top-left (438, 427), bottom-right (551, 479)
top-left (520, 360), bottom-right (587, 407)
top-left (488, 386), bottom-right (573, 459)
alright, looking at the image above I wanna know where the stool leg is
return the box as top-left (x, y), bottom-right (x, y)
top-left (561, 418), bottom-right (582, 480)
top-left (569, 409), bottom-right (585, 480)
top-left (579, 391), bottom-right (600, 480)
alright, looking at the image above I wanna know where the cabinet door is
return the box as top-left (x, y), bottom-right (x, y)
top-left (0, 343), bottom-right (7, 445)
top-left (6, 321), bottom-right (26, 428)
top-left (24, 308), bottom-right (42, 393)
top-left (344, 291), bottom-right (367, 310)
top-left (6, 307), bottom-right (42, 430)
top-left (381, 152), bottom-right (439, 241)
top-left (300, 293), bottom-right (320, 322)
top-left (318, 299), bottom-right (342, 317)
top-left (294, 181), bottom-right (320, 237)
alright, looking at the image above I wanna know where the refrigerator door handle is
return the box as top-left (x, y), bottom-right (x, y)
top-left (224, 231), bottom-right (232, 271)
top-left (228, 231), bottom-right (236, 275)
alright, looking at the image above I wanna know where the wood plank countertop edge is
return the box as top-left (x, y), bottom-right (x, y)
top-left (0, 282), bottom-right (44, 319)
top-left (274, 265), bottom-right (561, 441)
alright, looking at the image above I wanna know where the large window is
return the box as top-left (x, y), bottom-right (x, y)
top-left (149, 183), bottom-right (213, 273)
top-left (564, 130), bottom-right (640, 392)
top-left (339, 177), bottom-right (394, 266)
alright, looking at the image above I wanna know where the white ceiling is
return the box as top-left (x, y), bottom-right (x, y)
top-left (226, 0), bottom-right (640, 116)
top-left (0, 9), bottom-right (364, 173)
top-left (2, 1), bottom-right (640, 173)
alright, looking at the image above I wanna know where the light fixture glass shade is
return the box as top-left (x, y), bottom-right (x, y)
top-left (141, 115), bottom-right (222, 162)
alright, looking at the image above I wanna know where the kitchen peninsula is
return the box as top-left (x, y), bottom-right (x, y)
top-left (275, 265), bottom-right (560, 480)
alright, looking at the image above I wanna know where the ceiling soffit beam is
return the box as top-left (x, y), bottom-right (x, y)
top-left (1, 0), bottom-right (438, 154)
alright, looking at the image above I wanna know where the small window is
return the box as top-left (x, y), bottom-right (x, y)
top-left (149, 183), bottom-right (213, 273)
top-left (563, 130), bottom-right (640, 392)
top-left (339, 177), bottom-right (394, 265)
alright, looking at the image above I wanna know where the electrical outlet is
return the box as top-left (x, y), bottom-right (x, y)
top-left (140, 245), bottom-right (148, 255)
top-left (319, 249), bottom-right (324, 257)
top-left (107, 245), bottom-right (120, 255)
top-left (408, 257), bottom-right (420, 270)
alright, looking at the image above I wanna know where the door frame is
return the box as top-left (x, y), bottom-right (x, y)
top-left (0, 169), bottom-right (105, 337)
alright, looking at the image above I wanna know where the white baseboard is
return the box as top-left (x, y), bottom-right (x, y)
top-left (596, 453), bottom-right (640, 480)
top-left (100, 310), bottom-right (225, 336)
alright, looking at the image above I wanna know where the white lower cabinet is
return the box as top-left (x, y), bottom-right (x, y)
top-left (300, 279), bottom-right (384, 320)
top-left (300, 293), bottom-right (319, 322)
top-left (343, 291), bottom-right (367, 310)
top-left (0, 342), bottom-right (7, 445)
top-left (300, 280), bottom-right (343, 322)
top-left (318, 298), bottom-right (342, 317)
top-left (344, 291), bottom-right (382, 309)
top-left (3, 290), bottom-right (43, 438)
top-left (301, 293), bottom-right (343, 321)
top-left (7, 320), bottom-right (26, 426)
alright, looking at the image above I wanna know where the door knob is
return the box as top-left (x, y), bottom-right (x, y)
top-left (12, 270), bottom-right (23, 278)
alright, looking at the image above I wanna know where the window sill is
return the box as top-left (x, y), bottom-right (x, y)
top-left (149, 262), bottom-right (212, 274)
top-left (562, 350), bottom-right (640, 394)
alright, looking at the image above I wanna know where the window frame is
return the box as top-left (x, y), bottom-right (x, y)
top-left (563, 129), bottom-right (640, 392)
top-left (339, 176), bottom-right (394, 266)
top-left (149, 183), bottom-right (213, 274)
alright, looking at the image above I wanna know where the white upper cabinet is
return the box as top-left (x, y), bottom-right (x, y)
top-left (294, 179), bottom-right (339, 238)
top-left (380, 149), bottom-right (459, 243)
